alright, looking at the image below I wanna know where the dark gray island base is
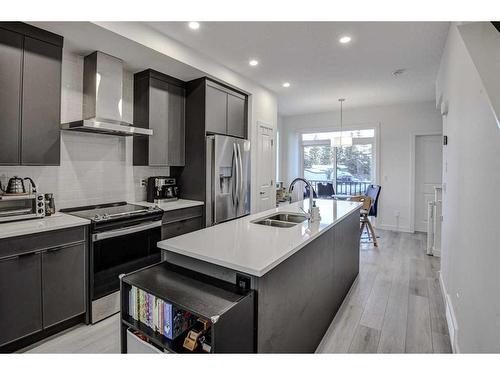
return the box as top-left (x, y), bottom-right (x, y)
top-left (161, 207), bottom-right (360, 353)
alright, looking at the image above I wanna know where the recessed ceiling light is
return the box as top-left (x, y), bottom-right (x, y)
top-left (282, 82), bottom-right (291, 88)
top-left (249, 59), bottom-right (259, 66)
top-left (339, 36), bottom-right (352, 44)
top-left (188, 22), bottom-right (200, 30)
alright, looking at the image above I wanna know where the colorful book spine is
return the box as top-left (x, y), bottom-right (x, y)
top-left (164, 301), bottom-right (173, 339)
top-left (128, 287), bottom-right (181, 341)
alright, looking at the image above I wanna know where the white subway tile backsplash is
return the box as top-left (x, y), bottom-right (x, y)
top-left (0, 50), bottom-right (169, 209)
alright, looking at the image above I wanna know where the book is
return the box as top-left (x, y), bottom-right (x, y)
top-left (164, 301), bottom-right (173, 339)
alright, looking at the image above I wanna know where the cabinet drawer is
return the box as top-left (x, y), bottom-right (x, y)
top-left (162, 217), bottom-right (203, 240)
top-left (162, 206), bottom-right (203, 224)
top-left (0, 226), bottom-right (87, 260)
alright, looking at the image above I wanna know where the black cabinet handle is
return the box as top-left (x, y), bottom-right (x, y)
top-left (17, 251), bottom-right (39, 258)
top-left (0, 251), bottom-right (40, 262)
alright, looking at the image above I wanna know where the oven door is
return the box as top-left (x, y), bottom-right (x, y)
top-left (91, 220), bottom-right (162, 301)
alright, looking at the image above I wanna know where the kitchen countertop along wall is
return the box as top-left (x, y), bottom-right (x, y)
top-left (0, 49), bottom-right (168, 209)
top-left (0, 213), bottom-right (90, 240)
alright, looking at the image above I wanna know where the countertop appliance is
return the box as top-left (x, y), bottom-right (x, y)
top-left (0, 193), bottom-right (45, 223)
top-left (146, 177), bottom-right (179, 203)
top-left (206, 134), bottom-right (250, 226)
top-left (60, 51), bottom-right (152, 137)
top-left (61, 202), bottom-right (163, 323)
top-left (1, 176), bottom-right (37, 195)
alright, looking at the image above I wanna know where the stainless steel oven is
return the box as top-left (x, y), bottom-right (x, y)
top-left (61, 202), bottom-right (163, 323)
top-left (91, 219), bottom-right (162, 322)
top-left (0, 194), bottom-right (45, 223)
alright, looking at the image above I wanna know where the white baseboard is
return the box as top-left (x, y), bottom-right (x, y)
top-left (375, 223), bottom-right (412, 233)
top-left (439, 271), bottom-right (460, 353)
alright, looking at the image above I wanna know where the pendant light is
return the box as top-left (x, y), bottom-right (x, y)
top-left (332, 98), bottom-right (352, 147)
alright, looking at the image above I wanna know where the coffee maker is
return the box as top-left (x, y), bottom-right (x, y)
top-left (146, 177), bottom-right (179, 203)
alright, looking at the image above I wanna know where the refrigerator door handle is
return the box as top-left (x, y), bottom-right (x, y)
top-left (237, 143), bottom-right (244, 205)
top-left (232, 143), bottom-right (239, 207)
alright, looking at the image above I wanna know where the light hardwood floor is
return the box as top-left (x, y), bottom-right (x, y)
top-left (317, 230), bottom-right (451, 353)
top-left (23, 229), bottom-right (451, 354)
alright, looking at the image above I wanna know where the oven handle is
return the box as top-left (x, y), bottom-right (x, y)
top-left (92, 220), bottom-right (162, 242)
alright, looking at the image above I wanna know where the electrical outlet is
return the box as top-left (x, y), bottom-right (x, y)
top-left (236, 274), bottom-right (251, 290)
top-left (140, 179), bottom-right (147, 187)
top-left (394, 210), bottom-right (400, 217)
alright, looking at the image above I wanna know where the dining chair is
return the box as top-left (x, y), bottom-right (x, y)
top-left (303, 185), bottom-right (318, 199)
top-left (317, 182), bottom-right (335, 199)
top-left (364, 184), bottom-right (381, 217)
top-left (349, 195), bottom-right (378, 247)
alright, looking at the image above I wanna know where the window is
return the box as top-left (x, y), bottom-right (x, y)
top-left (301, 129), bottom-right (376, 196)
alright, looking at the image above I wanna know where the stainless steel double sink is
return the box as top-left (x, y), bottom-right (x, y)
top-left (251, 212), bottom-right (308, 228)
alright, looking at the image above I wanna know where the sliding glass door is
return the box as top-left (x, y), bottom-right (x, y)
top-left (301, 129), bottom-right (376, 197)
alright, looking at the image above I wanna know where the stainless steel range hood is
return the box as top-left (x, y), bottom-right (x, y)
top-left (61, 51), bottom-right (152, 136)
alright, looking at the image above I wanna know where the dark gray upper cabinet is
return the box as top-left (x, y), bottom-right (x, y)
top-left (133, 70), bottom-right (186, 167)
top-left (226, 92), bottom-right (246, 138)
top-left (0, 252), bottom-right (43, 347)
top-left (205, 80), bottom-right (248, 139)
top-left (42, 243), bottom-right (86, 328)
top-left (21, 36), bottom-right (62, 165)
top-left (0, 28), bottom-right (23, 165)
top-left (0, 23), bottom-right (63, 166)
top-left (206, 84), bottom-right (228, 135)
top-left (167, 84), bottom-right (186, 166)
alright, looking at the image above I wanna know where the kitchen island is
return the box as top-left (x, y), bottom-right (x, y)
top-left (157, 199), bottom-right (362, 353)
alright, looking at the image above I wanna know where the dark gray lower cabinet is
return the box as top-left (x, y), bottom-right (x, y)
top-left (162, 217), bottom-right (203, 240)
top-left (0, 226), bottom-right (87, 351)
top-left (42, 243), bottom-right (86, 328)
top-left (0, 252), bottom-right (43, 346)
top-left (161, 206), bottom-right (203, 240)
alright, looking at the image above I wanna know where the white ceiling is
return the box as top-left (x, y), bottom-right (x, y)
top-left (147, 22), bottom-right (450, 116)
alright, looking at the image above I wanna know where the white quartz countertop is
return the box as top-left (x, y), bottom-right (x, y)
top-left (157, 199), bottom-right (362, 277)
top-left (134, 199), bottom-right (204, 212)
top-left (0, 213), bottom-right (90, 239)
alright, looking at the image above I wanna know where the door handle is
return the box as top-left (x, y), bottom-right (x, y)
top-left (92, 220), bottom-right (161, 241)
top-left (233, 143), bottom-right (239, 207)
top-left (237, 143), bottom-right (243, 205)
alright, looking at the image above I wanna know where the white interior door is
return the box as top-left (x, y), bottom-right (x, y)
top-left (414, 134), bottom-right (442, 232)
top-left (257, 125), bottom-right (275, 212)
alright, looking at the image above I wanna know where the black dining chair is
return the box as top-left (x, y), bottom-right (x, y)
top-left (317, 182), bottom-right (335, 199)
top-left (364, 184), bottom-right (381, 217)
top-left (303, 185), bottom-right (318, 199)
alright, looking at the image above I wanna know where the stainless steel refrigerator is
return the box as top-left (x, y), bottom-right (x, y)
top-left (206, 134), bottom-right (251, 226)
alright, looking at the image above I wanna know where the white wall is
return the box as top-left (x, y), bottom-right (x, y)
top-left (436, 23), bottom-right (500, 353)
top-left (0, 50), bottom-right (167, 209)
top-left (279, 101), bottom-right (442, 232)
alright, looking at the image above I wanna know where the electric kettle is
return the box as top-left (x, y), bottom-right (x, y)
top-left (0, 176), bottom-right (38, 195)
top-left (5, 177), bottom-right (26, 194)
